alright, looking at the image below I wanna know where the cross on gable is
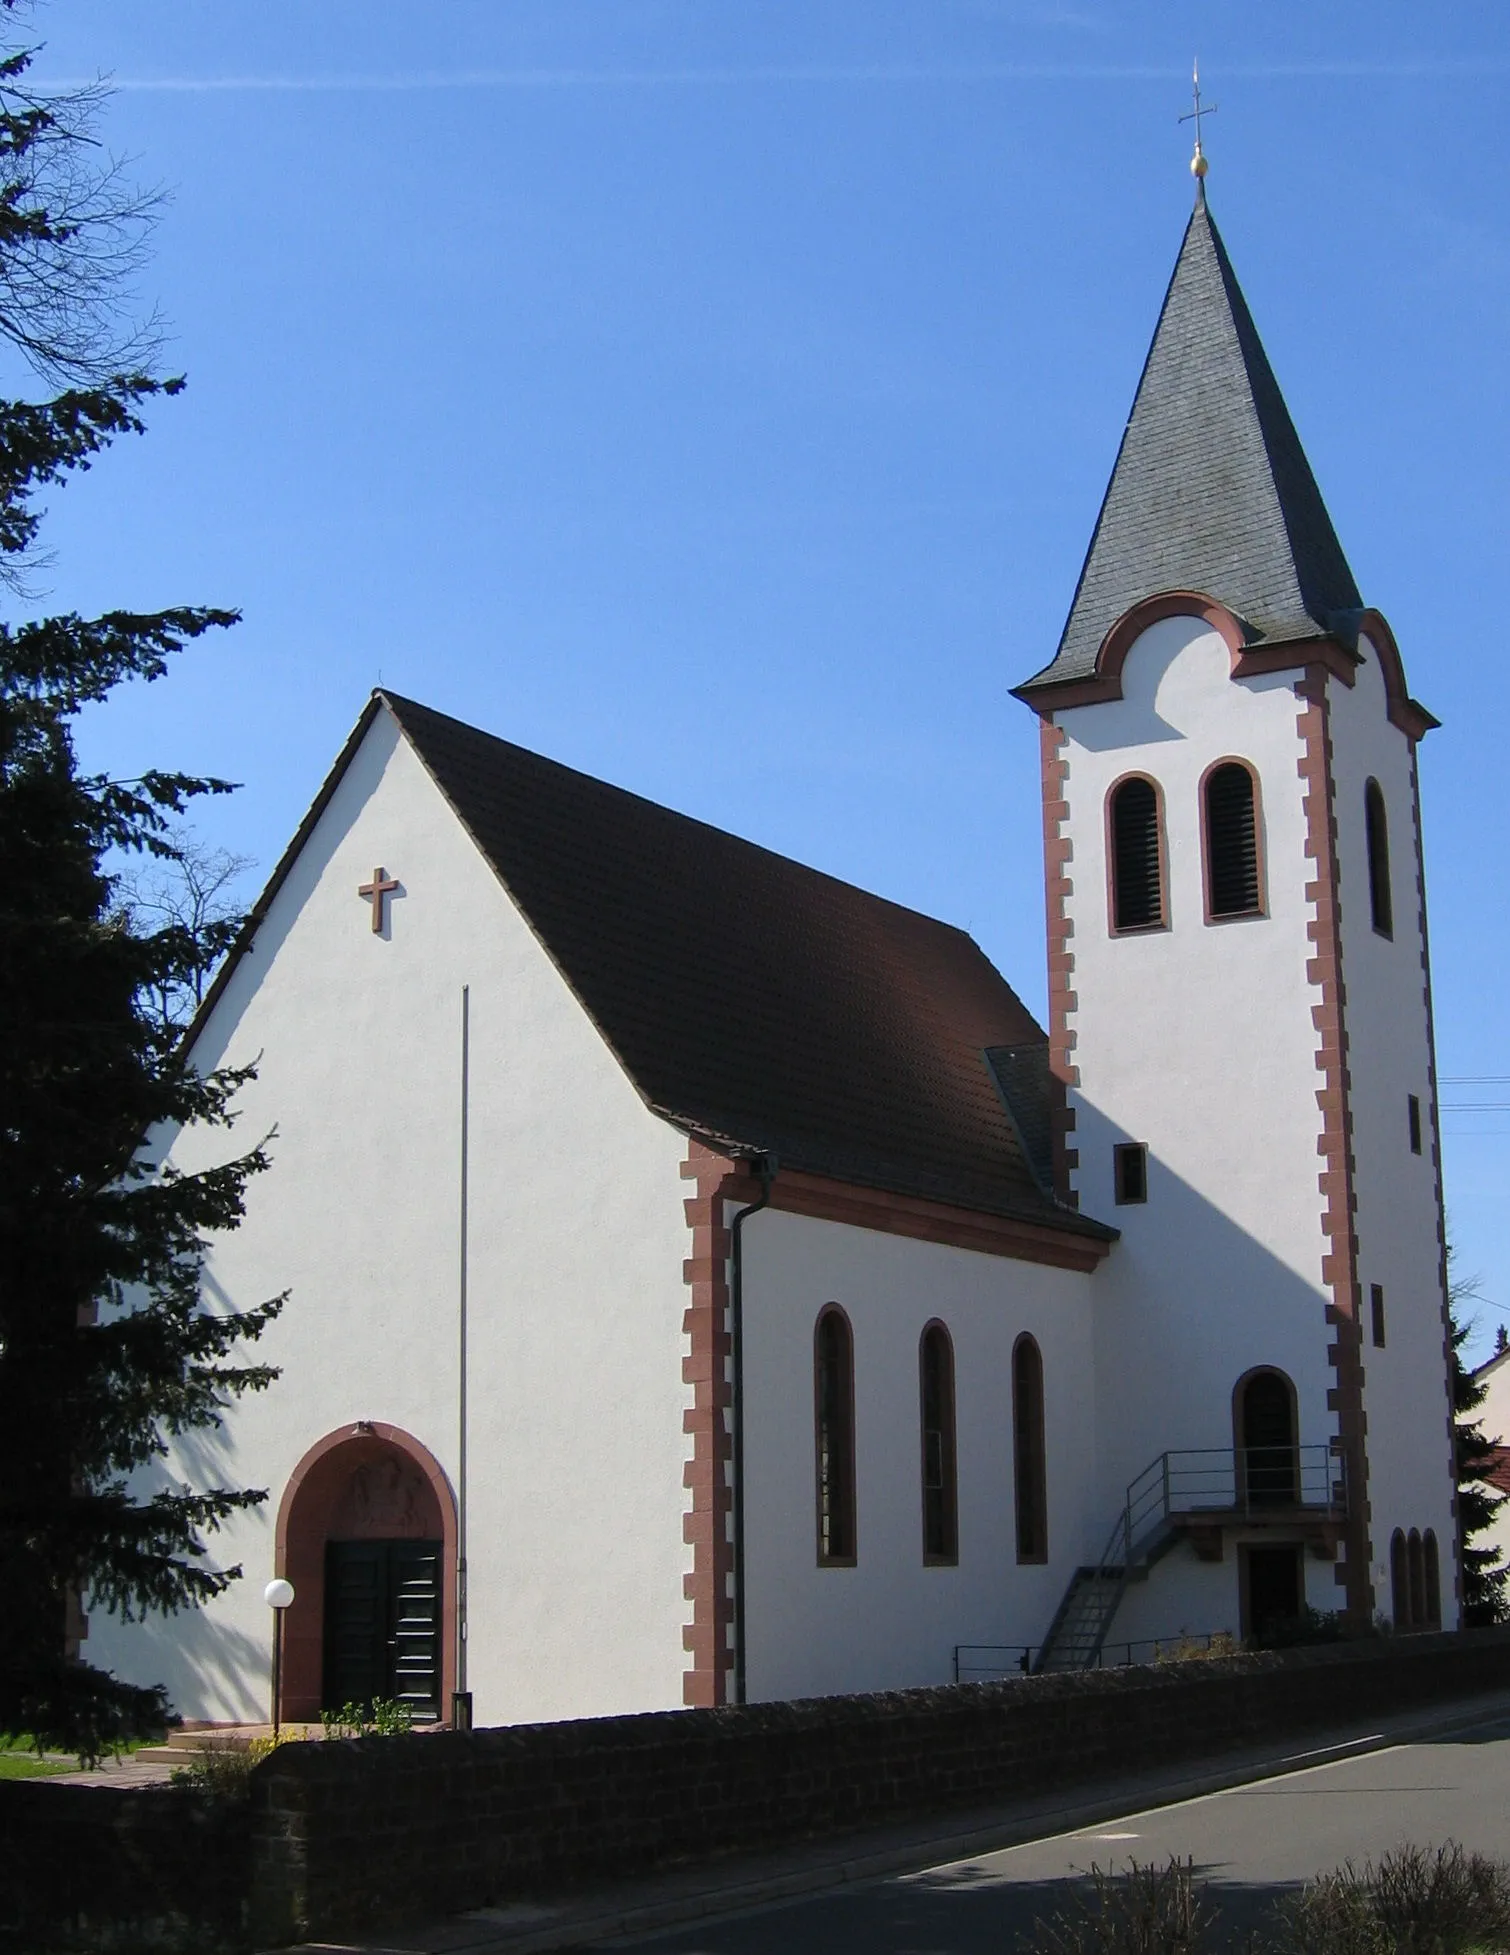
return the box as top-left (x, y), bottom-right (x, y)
top-left (358, 867), bottom-right (399, 934)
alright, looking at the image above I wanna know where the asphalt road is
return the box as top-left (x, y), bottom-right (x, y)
top-left (600, 1708), bottom-right (1510, 1953)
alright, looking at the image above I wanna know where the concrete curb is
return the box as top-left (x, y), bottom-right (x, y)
top-left (277, 1686), bottom-right (1510, 1954)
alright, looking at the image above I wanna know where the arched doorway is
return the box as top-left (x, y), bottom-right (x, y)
top-left (1234, 1369), bottom-right (1298, 1508)
top-left (274, 1425), bottom-right (456, 1724)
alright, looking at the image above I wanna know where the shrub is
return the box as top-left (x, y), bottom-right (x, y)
top-left (168, 1729), bottom-right (296, 1800)
top-left (318, 1697), bottom-right (414, 1740)
top-left (1268, 1843), bottom-right (1510, 1955)
top-left (1025, 1856), bottom-right (1214, 1954)
top-left (1250, 1606), bottom-right (1346, 1650)
top-left (1154, 1633), bottom-right (1240, 1665)
top-left (1022, 1845), bottom-right (1510, 1955)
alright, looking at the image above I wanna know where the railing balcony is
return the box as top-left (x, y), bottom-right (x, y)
top-left (965, 1443), bottom-right (1349, 1682)
top-left (1123, 1444), bottom-right (1346, 1565)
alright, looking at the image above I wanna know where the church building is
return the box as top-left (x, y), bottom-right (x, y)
top-left (91, 184), bottom-right (1458, 1729)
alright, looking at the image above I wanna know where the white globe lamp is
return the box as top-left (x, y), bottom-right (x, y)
top-left (265, 1577), bottom-right (296, 1736)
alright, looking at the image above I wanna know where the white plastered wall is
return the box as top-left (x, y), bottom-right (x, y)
top-left (1326, 635), bottom-right (1458, 1623)
top-left (87, 707), bottom-right (693, 1725)
top-left (738, 1207), bottom-right (1095, 1696)
top-left (1053, 617), bottom-right (1340, 1636)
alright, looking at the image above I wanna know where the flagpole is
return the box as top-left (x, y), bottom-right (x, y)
top-left (454, 983), bottom-right (472, 1729)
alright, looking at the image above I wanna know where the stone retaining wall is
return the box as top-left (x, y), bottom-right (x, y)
top-left (0, 1775), bottom-right (248, 1950)
top-left (4, 1629), bottom-right (1508, 1949)
top-left (250, 1629), bottom-right (1510, 1944)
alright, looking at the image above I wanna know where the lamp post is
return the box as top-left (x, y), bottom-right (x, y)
top-left (264, 1578), bottom-right (295, 1738)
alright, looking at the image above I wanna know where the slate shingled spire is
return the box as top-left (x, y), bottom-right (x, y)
top-left (1018, 196), bottom-right (1362, 696)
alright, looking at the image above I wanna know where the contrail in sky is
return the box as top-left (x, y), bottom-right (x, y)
top-left (36, 60), bottom-right (1510, 94)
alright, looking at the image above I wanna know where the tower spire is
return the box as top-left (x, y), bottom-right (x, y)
top-left (1015, 199), bottom-right (1363, 702)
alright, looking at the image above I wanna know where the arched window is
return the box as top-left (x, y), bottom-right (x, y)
top-left (1234, 1369), bottom-right (1298, 1508)
top-left (1408, 1528), bottom-right (1426, 1629)
top-left (1107, 776), bottom-right (1166, 933)
top-left (919, 1322), bottom-right (958, 1564)
top-left (1365, 779), bottom-right (1393, 938)
top-left (1391, 1528), bottom-right (1409, 1628)
top-left (1012, 1335), bottom-right (1048, 1564)
top-left (813, 1306), bottom-right (856, 1565)
top-left (1423, 1529), bottom-right (1442, 1629)
top-left (1203, 760), bottom-right (1264, 920)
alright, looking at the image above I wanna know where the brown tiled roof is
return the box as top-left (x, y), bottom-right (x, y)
top-left (375, 693), bottom-right (1109, 1241)
top-left (1484, 1447), bottom-right (1510, 1498)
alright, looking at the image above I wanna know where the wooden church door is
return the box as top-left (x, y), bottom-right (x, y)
top-left (323, 1538), bottom-right (443, 1720)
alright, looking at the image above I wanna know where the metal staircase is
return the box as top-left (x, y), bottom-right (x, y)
top-left (1035, 1505), bottom-right (1145, 1672)
top-left (1034, 1445), bottom-right (1344, 1673)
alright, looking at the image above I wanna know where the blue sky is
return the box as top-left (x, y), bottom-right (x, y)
top-left (25, 2), bottom-right (1510, 1355)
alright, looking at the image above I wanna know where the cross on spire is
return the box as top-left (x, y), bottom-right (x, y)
top-left (1178, 59), bottom-right (1217, 183)
top-left (358, 866), bottom-right (399, 934)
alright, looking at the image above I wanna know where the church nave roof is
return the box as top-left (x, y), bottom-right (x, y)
top-left (357, 692), bottom-right (1110, 1242)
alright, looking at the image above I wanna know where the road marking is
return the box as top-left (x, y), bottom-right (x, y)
top-left (1276, 1733), bottom-right (1384, 1764)
top-left (930, 1743), bottom-right (1416, 1876)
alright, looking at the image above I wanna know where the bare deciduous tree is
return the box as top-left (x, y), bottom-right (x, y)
top-left (117, 830), bottom-right (256, 1031)
top-left (0, 10), bottom-right (163, 389)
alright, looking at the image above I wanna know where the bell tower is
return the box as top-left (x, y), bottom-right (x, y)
top-left (1015, 184), bottom-right (1456, 1635)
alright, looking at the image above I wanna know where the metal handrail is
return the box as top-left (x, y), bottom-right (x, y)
top-left (1023, 1442), bottom-right (1346, 1677)
top-left (1124, 1444), bottom-right (1343, 1562)
top-left (956, 1630), bottom-right (1238, 1682)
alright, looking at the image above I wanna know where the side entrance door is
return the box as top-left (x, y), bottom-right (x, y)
top-left (1243, 1543), bottom-right (1303, 1641)
top-left (323, 1538), bottom-right (443, 1721)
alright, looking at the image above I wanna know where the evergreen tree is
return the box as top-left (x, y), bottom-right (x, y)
top-left (0, 16), bottom-right (282, 1759)
top-left (1450, 1300), bottom-right (1509, 1627)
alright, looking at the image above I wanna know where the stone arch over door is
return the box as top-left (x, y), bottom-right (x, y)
top-left (274, 1424), bottom-right (457, 1723)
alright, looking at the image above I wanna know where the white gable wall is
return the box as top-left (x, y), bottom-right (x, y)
top-left (739, 1208), bottom-right (1096, 1697)
top-left (87, 708), bottom-right (693, 1726)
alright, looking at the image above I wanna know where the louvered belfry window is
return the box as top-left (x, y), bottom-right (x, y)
top-left (1109, 776), bottom-right (1164, 931)
top-left (1204, 762), bottom-right (1262, 919)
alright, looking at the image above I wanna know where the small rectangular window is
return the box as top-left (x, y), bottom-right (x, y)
top-left (1113, 1142), bottom-right (1148, 1205)
top-left (1370, 1283), bottom-right (1386, 1349)
top-left (1407, 1095), bottom-right (1422, 1156)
